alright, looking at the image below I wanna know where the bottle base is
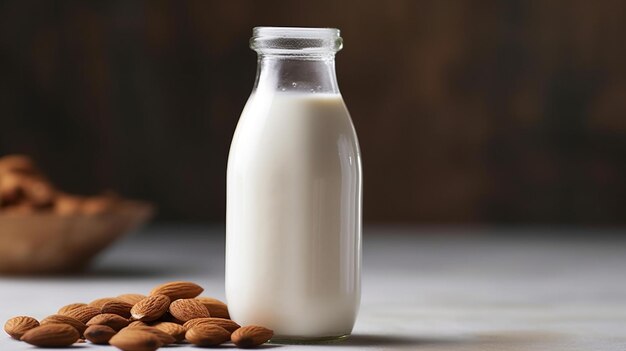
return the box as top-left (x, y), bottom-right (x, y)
top-left (270, 334), bottom-right (350, 344)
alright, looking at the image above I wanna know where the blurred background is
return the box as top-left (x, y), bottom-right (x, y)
top-left (1, 0), bottom-right (624, 226)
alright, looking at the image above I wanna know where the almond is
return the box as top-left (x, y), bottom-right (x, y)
top-left (169, 298), bottom-right (210, 322)
top-left (82, 196), bottom-right (116, 214)
top-left (54, 194), bottom-right (84, 215)
top-left (131, 294), bottom-right (170, 322)
top-left (150, 281), bottom-right (203, 301)
top-left (117, 293), bottom-right (147, 305)
top-left (109, 329), bottom-right (162, 351)
top-left (122, 325), bottom-right (176, 345)
top-left (21, 177), bottom-right (54, 207)
top-left (152, 322), bottom-right (186, 342)
top-left (183, 317), bottom-right (240, 334)
top-left (21, 323), bottom-right (79, 347)
top-left (186, 324), bottom-right (230, 346)
top-left (87, 313), bottom-right (129, 331)
top-left (101, 300), bottom-right (133, 318)
top-left (196, 296), bottom-right (230, 319)
top-left (0, 155), bottom-right (38, 174)
top-left (41, 314), bottom-right (87, 335)
top-left (231, 325), bottom-right (274, 348)
top-left (4, 316), bottom-right (39, 339)
top-left (84, 324), bottom-right (116, 344)
top-left (61, 305), bottom-right (101, 324)
top-left (89, 297), bottom-right (119, 309)
top-left (0, 172), bottom-right (22, 204)
top-left (58, 302), bottom-right (87, 314)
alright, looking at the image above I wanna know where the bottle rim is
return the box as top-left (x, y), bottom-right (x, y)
top-left (250, 26), bottom-right (343, 55)
top-left (253, 27), bottom-right (340, 38)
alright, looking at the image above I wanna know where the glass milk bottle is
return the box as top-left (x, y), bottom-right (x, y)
top-left (226, 27), bottom-right (362, 342)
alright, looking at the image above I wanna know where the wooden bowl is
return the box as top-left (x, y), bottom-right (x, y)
top-left (0, 200), bottom-right (154, 274)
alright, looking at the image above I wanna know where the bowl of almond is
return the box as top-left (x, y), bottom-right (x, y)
top-left (0, 155), bottom-right (154, 274)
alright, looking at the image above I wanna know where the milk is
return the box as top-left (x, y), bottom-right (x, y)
top-left (226, 91), bottom-right (362, 339)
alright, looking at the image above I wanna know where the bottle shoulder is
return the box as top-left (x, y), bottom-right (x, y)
top-left (228, 93), bottom-right (360, 171)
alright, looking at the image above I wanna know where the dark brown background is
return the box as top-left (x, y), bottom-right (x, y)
top-left (1, 0), bottom-right (625, 225)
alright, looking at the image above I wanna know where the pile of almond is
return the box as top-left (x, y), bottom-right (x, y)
top-left (0, 154), bottom-right (119, 215)
top-left (3, 281), bottom-right (273, 350)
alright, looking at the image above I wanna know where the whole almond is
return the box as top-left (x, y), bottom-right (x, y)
top-left (183, 317), bottom-right (240, 334)
top-left (61, 305), bottom-right (101, 324)
top-left (4, 316), bottom-right (39, 339)
top-left (122, 325), bottom-right (176, 345)
top-left (231, 325), bottom-right (274, 348)
top-left (169, 298), bottom-right (210, 322)
top-left (41, 314), bottom-right (87, 335)
top-left (195, 297), bottom-right (230, 319)
top-left (109, 329), bottom-right (162, 351)
top-left (131, 294), bottom-right (170, 322)
top-left (101, 300), bottom-right (133, 318)
top-left (21, 323), bottom-right (79, 347)
top-left (58, 302), bottom-right (87, 315)
top-left (186, 324), bottom-right (230, 346)
top-left (150, 281), bottom-right (203, 301)
top-left (84, 324), bottom-right (116, 344)
top-left (87, 313), bottom-right (129, 331)
top-left (117, 293), bottom-right (147, 305)
top-left (152, 322), bottom-right (186, 342)
top-left (89, 297), bottom-right (119, 309)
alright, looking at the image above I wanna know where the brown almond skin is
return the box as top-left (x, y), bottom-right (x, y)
top-left (127, 320), bottom-right (149, 328)
top-left (196, 296), bottom-right (231, 319)
top-left (58, 302), bottom-right (87, 315)
top-left (61, 305), bottom-right (101, 324)
top-left (82, 195), bottom-right (116, 214)
top-left (0, 172), bottom-right (22, 204)
top-left (184, 317), bottom-right (241, 334)
top-left (0, 155), bottom-right (39, 174)
top-left (169, 298), bottom-right (210, 322)
top-left (87, 313), bottom-right (129, 331)
top-left (231, 325), bottom-right (274, 348)
top-left (152, 322), bottom-right (186, 342)
top-left (89, 297), bottom-right (119, 309)
top-left (4, 316), bottom-right (39, 339)
top-left (150, 281), bottom-right (203, 301)
top-left (117, 293), bottom-right (147, 305)
top-left (21, 323), bottom-right (80, 347)
top-left (41, 314), bottom-right (87, 335)
top-left (186, 324), bottom-right (230, 346)
top-left (109, 329), bottom-right (162, 351)
top-left (101, 300), bottom-right (133, 318)
top-left (54, 194), bottom-right (84, 215)
top-left (121, 325), bottom-right (176, 345)
top-left (131, 294), bottom-right (170, 322)
top-left (84, 324), bottom-right (116, 344)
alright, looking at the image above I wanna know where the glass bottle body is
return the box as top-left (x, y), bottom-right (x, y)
top-left (226, 27), bottom-right (362, 342)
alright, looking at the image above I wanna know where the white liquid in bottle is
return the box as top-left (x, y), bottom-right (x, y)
top-left (226, 27), bottom-right (362, 342)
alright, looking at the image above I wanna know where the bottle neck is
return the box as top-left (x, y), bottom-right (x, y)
top-left (253, 54), bottom-right (340, 94)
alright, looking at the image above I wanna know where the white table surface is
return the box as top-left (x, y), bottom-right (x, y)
top-left (1, 225), bottom-right (626, 350)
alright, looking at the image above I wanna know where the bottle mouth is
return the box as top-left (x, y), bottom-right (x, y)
top-left (250, 27), bottom-right (343, 56)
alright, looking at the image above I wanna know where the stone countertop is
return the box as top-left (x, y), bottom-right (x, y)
top-left (1, 226), bottom-right (625, 350)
